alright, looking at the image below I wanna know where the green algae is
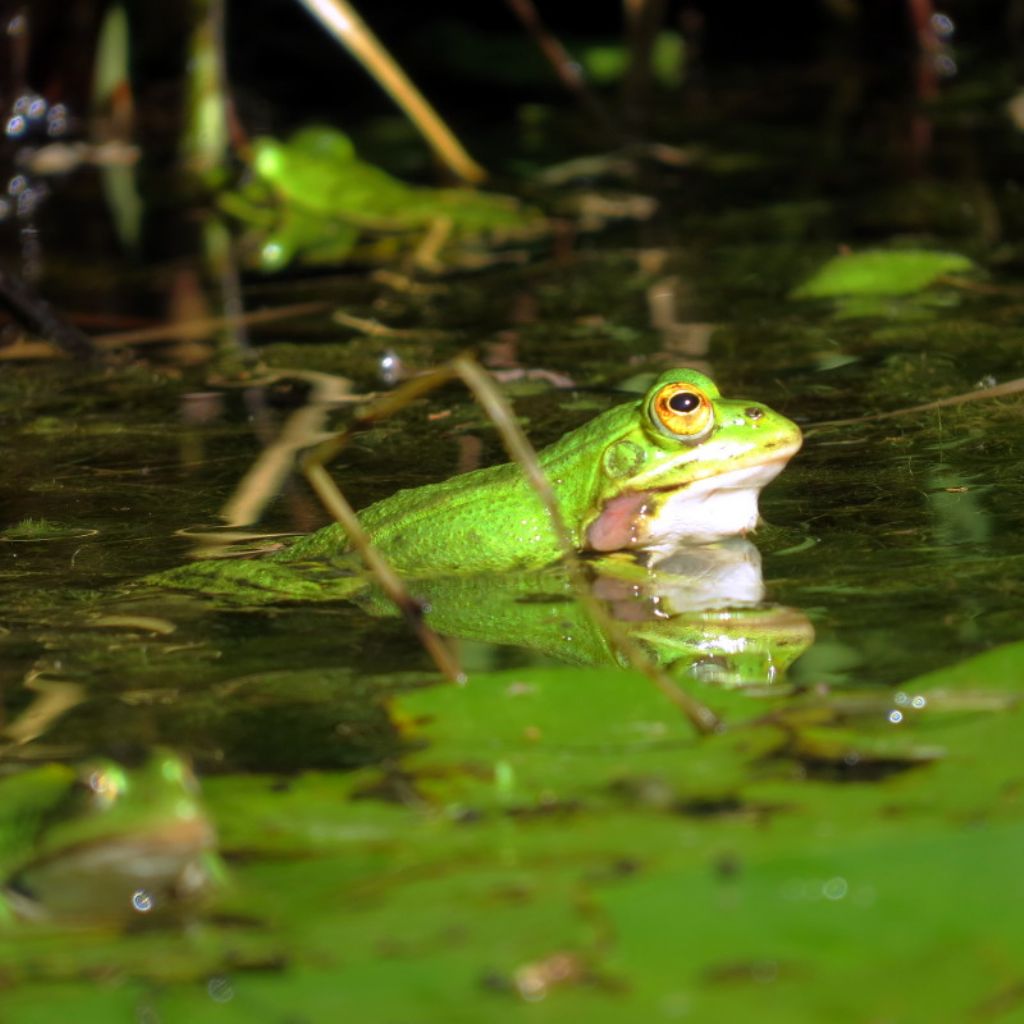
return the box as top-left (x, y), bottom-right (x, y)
top-left (1, 518), bottom-right (96, 542)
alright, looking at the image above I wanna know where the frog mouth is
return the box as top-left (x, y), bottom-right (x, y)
top-left (587, 452), bottom-right (797, 552)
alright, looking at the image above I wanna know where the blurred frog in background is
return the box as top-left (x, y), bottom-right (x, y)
top-left (221, 126), bottom-right (547, 271)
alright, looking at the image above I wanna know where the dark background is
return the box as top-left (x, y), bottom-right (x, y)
top-left (12, 0), bottom-right (1024, 139)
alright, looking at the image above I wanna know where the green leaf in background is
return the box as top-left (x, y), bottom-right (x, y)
top-left (792, 249), bottom-right (975, 298)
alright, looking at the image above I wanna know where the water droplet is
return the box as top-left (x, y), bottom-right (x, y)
top-left (378, 349), bottom-right (401, 385)
top-left (888, 710), bottom-right (903, 724)
top-left (132, 889), bottom-right (154, 913)
top-left (261, 241), bottom-right (284, 266)
top-left (911, 695), bottom-right (927, 709)
top-left (46, 104), bottom-right (69, 137)
top-left (135, 1004), bottom-right (160, 1024)
top-left (930, 12), bottom-right (955, 37)
top-left (8, 175), bottom-right (27, 196)
top-left (5, 115), bottom-right (25, 137)
top-left (822, 876), bottom-right (848, 900)
top-left (17, 185), bottom-right (45, 218)
top-left (207, 976), bottom-right (234, 1003)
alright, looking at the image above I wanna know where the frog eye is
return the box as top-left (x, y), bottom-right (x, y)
top-left (649, 382), bottom-right (715, 441)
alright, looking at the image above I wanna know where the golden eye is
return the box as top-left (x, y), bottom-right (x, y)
top-left (650, 383), bottom-right (715, 441)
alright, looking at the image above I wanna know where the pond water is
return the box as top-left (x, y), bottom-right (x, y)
top-left (2, 41), bottom-right (1024, 1024)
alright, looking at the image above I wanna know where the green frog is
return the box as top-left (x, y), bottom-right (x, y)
top-left (288, 368), bottom-right (800, 571)
top-left (153, 368), bottom-right (802, 596)
top-left (225, 126), bottom-right (546, 271)
top-left (0, 751), bottom-right (220, 924)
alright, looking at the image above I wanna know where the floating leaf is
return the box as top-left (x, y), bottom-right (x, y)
top-left (792, 249), bottom-right (974, 299)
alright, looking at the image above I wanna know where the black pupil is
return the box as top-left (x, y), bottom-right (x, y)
top-left (668, 392), bottom-right (700, 414)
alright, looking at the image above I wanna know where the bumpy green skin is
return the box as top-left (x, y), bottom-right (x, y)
top-left (281, 458), bottom-right (567, 574)
top-left (280, 368), bottom-right (800, 576)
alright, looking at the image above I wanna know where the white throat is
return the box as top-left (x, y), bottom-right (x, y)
top-left (641, 459), bottom-right (789, 549)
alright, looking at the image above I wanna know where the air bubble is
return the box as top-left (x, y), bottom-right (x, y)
top-left (46, 104), bottom-right (69, 137)
top-left (261, 241), bottom-right (284, 266)
top-left (17, 185), bottom-right (46, 218)
top-left (888, 710), bottom-right (903, 724)
top-left (822, 876), bottom-right (848, 900)
top-left (5, 115), bottom-right (26, 138)
top-left (132, 889), bottom-right (154, 913)
top-left (207, 977), bottom-right (234, 1003)
top-left (379, 350), bottom-right (401, 385)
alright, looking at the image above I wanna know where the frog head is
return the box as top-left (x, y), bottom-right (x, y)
top-left (583, 369), bottom-right (802, 552)
top-left (6, 751), bottom-right (220, 923)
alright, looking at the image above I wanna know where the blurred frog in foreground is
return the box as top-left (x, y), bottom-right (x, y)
top-left (221, 126), bottom-right (548, 271)
top-left (0, 751), bottom-right (221, 924)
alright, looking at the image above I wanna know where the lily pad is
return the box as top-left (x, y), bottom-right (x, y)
top-left (792, 249), bottom-right (975, 299)
top-left (2, 640), bottom-right (1023, 1021)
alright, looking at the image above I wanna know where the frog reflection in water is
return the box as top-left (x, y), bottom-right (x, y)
top-left (0, 751), bottom-right (219, 924)
top-left (350, 539), bottom-right (815, 687)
